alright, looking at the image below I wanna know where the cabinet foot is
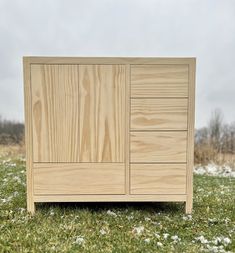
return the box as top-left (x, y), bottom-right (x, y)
top-left (27, 201), bottom-right (35, 215)
top-left (185, 201), bottom-right (192, 214)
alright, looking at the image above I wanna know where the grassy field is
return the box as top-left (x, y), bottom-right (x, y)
top-left (0, 148), bottom-right (234, 252)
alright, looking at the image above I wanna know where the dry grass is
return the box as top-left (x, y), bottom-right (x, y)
top-left (194, 145), bottom-right (235, 168)
top-left (0, 144), bottom-right (25, 158)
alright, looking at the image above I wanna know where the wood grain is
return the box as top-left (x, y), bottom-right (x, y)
top-left (31, 64), bottom-right (80, 162)
top-left (125, 64), bottom-right (130, 194)
top-left (131, 98), bottom-right (188, 130)
top-left (131, 65), bottom-right (189, 84)
top-left (131, 83), bottom-right (188, 98)
top-left (130, 164), bottom-right (186, 194)
top-left (24, 57), bottom-right (196, 65)
top-left (130, 131), bottom-right (187, 163)
top-left (186, 58), bottom-right (196, 214)
top-left (79, 65), bottom-right (125, 162)
top-left (131, 65), bottom-right (188, 97)
top-left (34, 194), bottom-right (187, 202)
top-left (23, 57), bottom-right (35, 214)
top-left (33, 163), bottom-right (125, 195)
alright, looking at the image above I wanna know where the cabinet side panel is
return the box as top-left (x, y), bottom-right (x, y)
top-left (31, 65), bottom-right (80, 162)
top-left (79, 65), bottom-right (126, 162)
top-left (23, 58), bottom-right (35, 213)
top-left (186, 59), bottom-right (196, 213)
top-left (125, 64), bottom-right (130, 194)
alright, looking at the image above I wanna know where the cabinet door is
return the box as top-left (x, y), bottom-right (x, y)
top-left (31, 65), bottom-right (80, 162)
top-left (79, 65), bottom-right (126, 162)
top-left (31, 64), bottom-right (126, 163)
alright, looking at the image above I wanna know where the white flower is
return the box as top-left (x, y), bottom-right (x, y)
top-left (1, 196), bottom-right (13, 203)
top-left (1, 198), bottom-right (7, 203)
top-left (195, 235), bottom-right (209, 244)
top-left (145, 217), bottom-right (151, 221)
top-left (171, 235), bottom-right (181, 243)
top-left (13, 176), bottom-right (21, 183)
top-left (213, 237), bottom-right (222, 245)
top-left (144, 238), bottom-right (150, 243)
top-left (213, 236), bottom-right (231, 246)
top-left (152, 221), bottom-right (161, 226)
top-left (183, 214), bottom-right (192, 221)
top-left (18, 207), bottom-right (26, 213)
top-left (74, 236), bottom-right (85, 245)
top-left (100, 229), bottom-right (107, 235)
top-left (127, 215), bottom-right (134, 220)
top-left (157, 242), bottom-right (163, 247)
top-left (163, 233), bottom-right (169, 239)
top-left (206, 245), bottom-right (219, 253)
top-left (223, 237), bottom-right (231, 245)
top-left (132, 226), bottom-right (144, 235)
top-left (13, 191), bottom-right (19, 197)
top-left (107, 210), bottom-right (117, 217)
top-left (154, 233), bottom-right (160, 239)
top-left (208, 218), bottom-right (217, 223)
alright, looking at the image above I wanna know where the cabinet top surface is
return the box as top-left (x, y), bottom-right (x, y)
top-left (23, 57), bottom-right (196, 65)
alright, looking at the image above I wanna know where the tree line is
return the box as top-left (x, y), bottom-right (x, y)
top-left (0, 116), bottom-right (24, 145)
top-left (195, 108), bottom-right (235, 164)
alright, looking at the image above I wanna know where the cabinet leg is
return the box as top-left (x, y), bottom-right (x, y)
top-left (27, 201), bottom-right (35, 215)
top-left (185, 201), bottom-right (192, 214)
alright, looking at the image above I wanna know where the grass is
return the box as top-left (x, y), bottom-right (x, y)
top-left (0, 152), bottom-right (234, 252)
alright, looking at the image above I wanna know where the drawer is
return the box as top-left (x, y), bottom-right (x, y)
top-left (131, 65), bottom-right (188, 97)
top-left (33, 163), bottom-right (125, 195)
top-left (130, 164), bottom-right (186, 194)
top-left (131, 98), bottom-right (188, 130)
top-left (130, 131), bottom-right (187, 163)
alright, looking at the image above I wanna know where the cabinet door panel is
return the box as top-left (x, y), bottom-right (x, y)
top-left (31, 65), bottom-right (80, 162)
top-left (79, 65), bottom-right (126, 162)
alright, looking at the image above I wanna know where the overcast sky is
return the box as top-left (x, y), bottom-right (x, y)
top-left (0, 0), bottom-right (235, 128)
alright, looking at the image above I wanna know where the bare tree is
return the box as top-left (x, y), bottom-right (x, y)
top-left (195, 127), bottom-right (209, 145)
top-left (208, 108), bottom-right (224, 152)
top-left (229, 122), bottom-right (235, 154)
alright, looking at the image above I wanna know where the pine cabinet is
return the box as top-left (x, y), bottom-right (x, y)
top-left (23, 57), bottom-right (196, 214)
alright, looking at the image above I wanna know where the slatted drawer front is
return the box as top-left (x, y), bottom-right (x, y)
top-left (131, 164), bottom-right (186, 194)
top-left (131, 65), bottom-right (188, 97)
top-left (131, 98), bottom-right (188, 130)
top-left (130, 131), bottom-right (187, 163)
top-left (130, 64), bottom-right (189, 163)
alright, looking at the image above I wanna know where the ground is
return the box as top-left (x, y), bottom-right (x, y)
top-left (0, 147), bottom-right (234, 253)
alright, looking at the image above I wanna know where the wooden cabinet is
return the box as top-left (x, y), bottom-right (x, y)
top-left (24, 57), bottom-right (195, 214)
